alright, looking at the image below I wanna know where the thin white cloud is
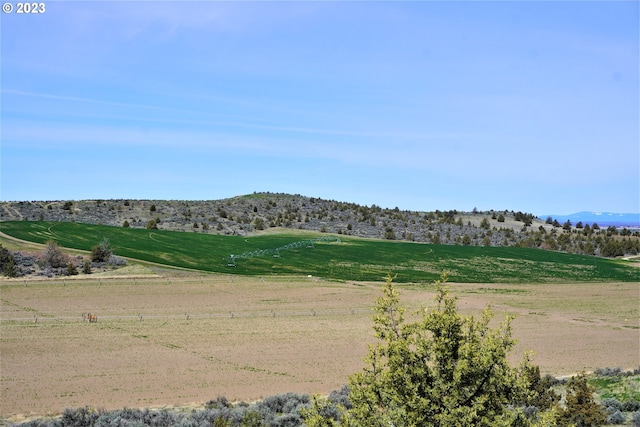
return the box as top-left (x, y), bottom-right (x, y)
top-left (2, 2), bottom-right (637, 212)
top-left (3, 89), bottom-right (181, 112)
top-left (2, 118), bottom-right (469, 174)
top-left (2, 89), bottom-right (474, 141)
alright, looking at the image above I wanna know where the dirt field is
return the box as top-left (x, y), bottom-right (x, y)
top-left (1, 273), bottom-right (638, 419)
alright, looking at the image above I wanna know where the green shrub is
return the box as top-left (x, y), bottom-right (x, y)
top-left (39, 240), bottom-right (68, 268)
top-left (65, 262), bottom-right (78, 276)
top-left (557, 373), bottom-right (607, 427)
top-left (91, 238), bottom-right (112, 263)
top-left (60, 407), bottom-right (99, 427)
top-left (206, 396), bottom-right (230, 410)
top-left (241, 410), bottom-right (263, 427)
top-left (1, 245), bottom-right (18, 277)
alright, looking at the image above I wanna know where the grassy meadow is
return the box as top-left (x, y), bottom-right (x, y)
top-left (1, 221), bottom-right (637, 283)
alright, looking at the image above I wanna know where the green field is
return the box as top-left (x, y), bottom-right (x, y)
top-left (1, 221), bottom-right (637, 283)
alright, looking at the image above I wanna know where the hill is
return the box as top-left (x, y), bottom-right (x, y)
top-left (1, 192), bottom-right (639, 258)
top-left (0, 220), bottom-right (637, 283)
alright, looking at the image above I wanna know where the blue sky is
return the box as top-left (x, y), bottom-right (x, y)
top-left (1, 1), bottom-right (638, 215)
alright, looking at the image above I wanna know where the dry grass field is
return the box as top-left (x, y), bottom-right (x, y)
top-left (1, 271), bottom-right (638, 420)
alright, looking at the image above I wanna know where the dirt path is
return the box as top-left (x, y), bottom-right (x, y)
top-left (1, 205), bottom-right (23, 220)
top-left (0, 230), bottom-right (47, 250)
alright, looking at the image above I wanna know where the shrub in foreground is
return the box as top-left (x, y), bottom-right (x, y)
top-left (304, 272), bottom-right (555, 426)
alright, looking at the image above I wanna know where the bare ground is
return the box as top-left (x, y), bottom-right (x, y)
top-left (1, 274), bottom-right (638, 420)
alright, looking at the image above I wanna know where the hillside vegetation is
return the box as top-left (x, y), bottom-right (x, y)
top-left (0, 220), bottom-right (636, 283)
top-left (1, 193), bottom-right (638, 258)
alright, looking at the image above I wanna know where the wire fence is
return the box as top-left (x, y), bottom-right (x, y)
top-left (2, 273), bottom-right (338, 288)
top-left (3, 307), bottom-right (371, 323)
top-left (1, 264), bottom-right (374, 324)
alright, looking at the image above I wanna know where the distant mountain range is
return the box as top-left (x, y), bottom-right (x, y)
top-left (540, 212), bottom-right (640, 227)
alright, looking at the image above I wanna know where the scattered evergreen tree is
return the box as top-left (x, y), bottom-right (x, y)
top-left (480, 217), bottom-right (491, 229)
top-left (82, 259), bottom-right (92, 274)
top-left (253, 217), bottom-right (265, 230)
top-left (66, 261), bottom-right (78, 276)
top-left (384, 227), bottom-right (396, 240)
top-left (2, 257), bottom-right (18, 277)
top-left (518, 365), bottom-right (560, 410)
top-left (0, 244), bottom-right (18, 277)
top-left (607, 226), bottom-right (619, 236)
top-left (602, 239), bottom-right (624, 257)
top-left (556, 372), bottom-right (606, 427)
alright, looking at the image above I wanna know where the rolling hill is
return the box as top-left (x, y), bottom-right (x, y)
top-left (0, 220), bottom-right (637, 283)
top-left (1, 193), bottom-right (639, 260)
